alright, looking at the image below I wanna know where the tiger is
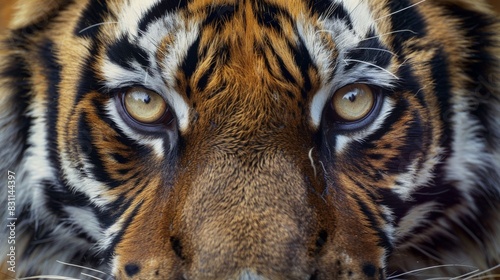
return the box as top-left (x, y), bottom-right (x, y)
top-left (0, 0), bottom-right (499, 279)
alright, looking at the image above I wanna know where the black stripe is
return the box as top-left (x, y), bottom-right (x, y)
top-left (395, 63), bottom-right (425, 104)
top-left (353, 194), bottom-right (393, 250)
top-left (203, 5), bottom-right (238, 27)
top-left (76, 42), bottom-right (101, 103)
top-left (111, 153), bottom-right (129, 164)
top-left (138, 0), bottom-right (189, 32)
top-left (181, 36), bottom-right (202, 97)
top-left (38, 40), bottom-right (64, 178)
top-left (429, 47), bottom-right (453, 147)
top-left (387, 0), bottom-right (426, 56)
top-left (107, 36), bottom-right (151, 71)
top-left (75, 0), bottom-right (110, 38)
top-left (311, 1), bottom-right (353, 30)
top-left (344, 30), bottom-right (392, 72)
top-left (1, 40), bottom-right (33, 160)
top-left (196, 58), bottom-right (214, 91)
top-left (255, 2), bottom-right (291, 31)
top-left (363, 98), bottom-right (409, 145)
top-left (101, 201), bottom-right (144, 260)
top-left (78, 112), bottom-right (121, 189)
top-left (293, 36), bottom-right (315, 99)
top-left (384, 111), bottom-right (424, 174)
top-left (43, 180), bottom-right (103, 243)
top-left (275, 46), bottom-right (298, 86)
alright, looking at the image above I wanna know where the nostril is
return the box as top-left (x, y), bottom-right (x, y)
top-left (170, 236), bottom-right (185, 260)
top-left (315, 230), bottom-right (328, 253)
top-left (124, 263), bottom-right (140, 277)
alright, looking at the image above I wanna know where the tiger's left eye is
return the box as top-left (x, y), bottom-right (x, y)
top-left (331, 84), bottom-right (375, 122)
top-left (322, 84), bottom-right (383, 132)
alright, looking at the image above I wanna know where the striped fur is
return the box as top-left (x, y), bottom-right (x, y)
top-left (0, 0), bottom-right (499, 279)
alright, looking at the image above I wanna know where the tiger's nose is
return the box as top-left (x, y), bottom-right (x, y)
top-left (176, 155), bottom-right (319, 279)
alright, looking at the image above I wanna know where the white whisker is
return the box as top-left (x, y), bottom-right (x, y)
top-left (375, 0), bottom-right (427, 22)
top-left (17, 276), bottom-right (80, 280)
top-left (308, 148), bottom-right (317, 178)
top-left (387, 264), bottom-right (478, 279)
top-left (467, 275), bottom-right (500, 280)
top-left (343, 59), bottom-right (399, 79)
top-left (81, 273), bottom-right (104, 280)
top-left (349, 47), bottom-right (398, 57)
top-left (56, 260), bottom-right (109, 275)
top-left (461, 264), bottom-right (500, 280)
top-left (360, 29), bottom-right (418, 42)
top-left (78, 22), bottom-right (118, 34)
top-left (449, 269), bottom-right (483, 280)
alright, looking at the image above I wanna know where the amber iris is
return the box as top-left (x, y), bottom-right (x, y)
top-left (124, 88), bottom-right (168, 124)
top-left (331, 84), bottom-right (375, 122)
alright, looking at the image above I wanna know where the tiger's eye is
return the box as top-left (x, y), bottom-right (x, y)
top-left (124, 88), bottom-right (168, 124)
top-left (331, 84), bottom-right (375, 122)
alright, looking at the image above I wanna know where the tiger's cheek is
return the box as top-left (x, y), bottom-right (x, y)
top-left (313, 167), bottom-right (392, 280)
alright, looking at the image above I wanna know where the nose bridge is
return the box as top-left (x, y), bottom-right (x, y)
top-left (179, 150), bottom-right (317, 278)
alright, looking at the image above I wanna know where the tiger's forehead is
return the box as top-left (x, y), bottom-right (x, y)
top-left (97, 0), bottom-right (394, 132)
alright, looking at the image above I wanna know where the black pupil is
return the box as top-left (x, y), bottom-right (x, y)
top-left (142, 94), bottom-right (151, 104)
top-left (347, 92), bottom-right (357, 102)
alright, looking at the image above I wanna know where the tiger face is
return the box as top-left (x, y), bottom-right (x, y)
top-left (1, 0), bottom-right (499, 279)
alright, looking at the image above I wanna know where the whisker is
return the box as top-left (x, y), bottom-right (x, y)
top-left (349, 47), bottom-right (398, 57)
top-left (450, 269), bottom-right (484, 280)
top-left (308, 148), bottom-right (317, 178)
top-left (410, 244), bottom-right (446, 263)
top-left (374, 0), bottom-right (427, 22)
top-left (467, 275), bottom-right (500, 280)
top-left (387, 264), bottom-right (478, 279)
top-left (56, 260), bottom-right (109, 275)
top-left (81, 273), bottom-right (104, 280)
top-left (78, 22), bottom-right (118, 34)
top-left (461, 264), bottom-right (500, 280)
top-left (413, 189), bottom-right (451, 196)
top-left (17, 276), bottom-right (81, 280)
top-left (314, 29), bottom-right (418, 48)
top-left (359, 29), bottom-right (418, 42)
top-left (343, 59), bottom-right (399, 79)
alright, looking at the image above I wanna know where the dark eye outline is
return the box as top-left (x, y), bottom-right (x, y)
top-left (322, 84), bottom-right (385, 133)
top-left (114, 87), bottom-right (176, 134)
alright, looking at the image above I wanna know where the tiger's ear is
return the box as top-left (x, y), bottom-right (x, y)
top-left (9, 0), bottom-right (68, 29)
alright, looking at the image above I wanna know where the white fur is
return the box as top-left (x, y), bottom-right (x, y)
top-left (117, 0), bottom-right (163, 39)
